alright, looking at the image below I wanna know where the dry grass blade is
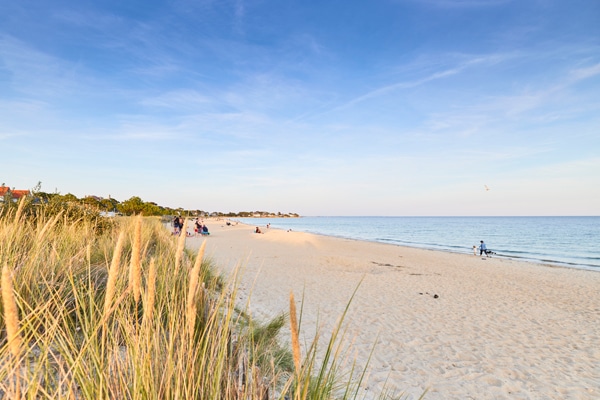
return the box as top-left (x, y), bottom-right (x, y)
top-left (1, 262), bottom-right (22, 358)
top-left (174, 219), bottom-right (187, 270)
top-left (36, 211), bottom-right (63, 242)
top-left (103, 230), bottom-right (126, 318)
top-left (187, 240), bottom-right (206, 336)
top-left (129, 215), bottom-right (143, 303)
top-left (289, 291), bottom-right (301, 375)
top-left (142, 257), bottom-right (157, 327)
top-left (13, 197), bottom-right (27, 223)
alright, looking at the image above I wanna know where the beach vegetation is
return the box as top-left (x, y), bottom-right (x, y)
top-left (0, 199), bottom-right (391, 399)
top-left (2, 182), bottom-right (300, 218)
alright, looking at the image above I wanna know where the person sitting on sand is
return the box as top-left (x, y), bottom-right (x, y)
top-left (255, 227), bottom-right (262, 234)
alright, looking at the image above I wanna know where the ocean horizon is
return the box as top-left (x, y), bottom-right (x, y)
top-left (234, 216), bottom-right (600, 271)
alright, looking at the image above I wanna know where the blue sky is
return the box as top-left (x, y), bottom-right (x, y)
top-left (1, 0), bottom-right (599, 216)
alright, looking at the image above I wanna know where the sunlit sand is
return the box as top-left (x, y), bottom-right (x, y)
top-left (187, 220), bottom-right (600, 399)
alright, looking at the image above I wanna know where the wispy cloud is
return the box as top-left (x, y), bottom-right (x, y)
top-left (568, 62), bottom-right (600, 83)
top-left (0, 132), bottom-right (22, 140)
top-left (139, 89), bottom-right (212, 110)
top-left (0, 36), bottom-right (75, 97)
top-left (52, 8), bottom-right (122, 30)
top-left (487, 60), bottom-right (600, 119)
top-left (310, 53), bottom-right (511, 119)
top-left (233, 0), bottom-right (245, 35)
top-left (411, 0), bottom-right (514, 8)
top-left (338, 68), bottom-right (459, 110)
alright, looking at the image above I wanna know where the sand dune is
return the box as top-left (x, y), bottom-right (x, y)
top-left (186, 220), bottom-right (600, 400)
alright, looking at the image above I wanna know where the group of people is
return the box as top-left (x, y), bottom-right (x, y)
top-left (172, 216), bottom-right (185, 235)
top-left (172, 216), bottom-right (210, 236)
top-left (475, 240), bottom-right (493, 257)
top-left (194, 218), bottom-right (210, 236)
top-left (254, 223), bottom-right (271, 234)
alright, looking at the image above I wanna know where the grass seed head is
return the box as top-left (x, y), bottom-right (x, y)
top-left (129, 215), bottom-right (143, 303)
top-left (289, 291), bottom-right (301, 375)
top-left (104, 230), bottom-right (126, 318)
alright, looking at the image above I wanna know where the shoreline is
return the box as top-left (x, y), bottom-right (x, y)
top-left (185, 219), bottom-right (600, 399)
top-left (231, 216), bottom-right (600, 272)
top-left (253, 228), bottom-right (600, 273)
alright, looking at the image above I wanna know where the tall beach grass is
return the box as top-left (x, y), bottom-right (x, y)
top-left (0, 200), bottom-right (405, 399)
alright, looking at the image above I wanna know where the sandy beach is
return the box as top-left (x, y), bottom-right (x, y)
top-left (185, 220), bottom-right (600, 400)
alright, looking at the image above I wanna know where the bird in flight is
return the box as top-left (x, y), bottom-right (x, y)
top-left (484, 185), bottom-right (490, 191)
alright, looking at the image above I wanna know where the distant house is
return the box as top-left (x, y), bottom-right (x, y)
top-left (0, 186), bottom-right (30, 203)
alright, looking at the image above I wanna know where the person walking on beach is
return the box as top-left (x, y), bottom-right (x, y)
top-left (177, 216), bottom-right (185, 236)
top-left (173, 216), bottom-right (180, 235)
top-left (479, 240), bottom-right (488, 257)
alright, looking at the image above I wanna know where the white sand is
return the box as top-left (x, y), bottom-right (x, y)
top-left (185, 220), bottom-right (600, 400)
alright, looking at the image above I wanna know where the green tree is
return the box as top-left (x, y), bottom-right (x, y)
top-left (100, 197), bottom-right (119, 212)
top-left (60, 193), bottom-right (79, 203)
top-left (141, 202), bottom-right (162, 216)
top-left (81, 196), bottom-right (101, 209)
top-left (117, 196), bottom-right (146, 216)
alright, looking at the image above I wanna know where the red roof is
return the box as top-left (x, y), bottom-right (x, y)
top-left (0, 187), bottom-right (30, 199)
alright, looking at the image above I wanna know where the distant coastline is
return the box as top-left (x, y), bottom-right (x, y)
top-left (240, 213), bottom-right (300, 218)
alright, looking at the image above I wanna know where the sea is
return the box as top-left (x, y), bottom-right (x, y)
top-left (233, 216), bottom-right (600, 271)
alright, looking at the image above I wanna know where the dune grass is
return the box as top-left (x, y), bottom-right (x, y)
top-left (0, 200), bottom-right (402, 399)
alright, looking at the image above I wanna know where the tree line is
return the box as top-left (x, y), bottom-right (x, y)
top-left (2, 183), bottom-right (298, 218)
